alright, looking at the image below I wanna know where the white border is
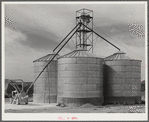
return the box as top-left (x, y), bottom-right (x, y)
top-left (2, 1), bottom-right (5, 120)
top-left (145, 1), bottom-right (148, 115)
top-left (1, 1), bottom-right (147, 4)
top-left (2, 1), bottom-right (148, 121)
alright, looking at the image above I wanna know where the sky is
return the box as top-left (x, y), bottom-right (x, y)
top-left (4, 2), bottom-right (146, 82)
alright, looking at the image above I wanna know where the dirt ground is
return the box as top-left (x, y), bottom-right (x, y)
top-left (5, 98), bottom-right (145, 113)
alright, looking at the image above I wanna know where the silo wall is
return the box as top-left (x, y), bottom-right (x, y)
top-left (103, 60), bottom-right (141, 104)
top-left (33, 61), bottom-right (57, 103)
top-left (57, 57), bottom-right (104, 107)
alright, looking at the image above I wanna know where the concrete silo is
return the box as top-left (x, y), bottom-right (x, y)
top-left (57, 49), bottom-right (104, 107)
top-left (31, 8), bottom-right (127, 107)
top-left (33, 54), bottom-right (59, 103)
top-left (103, 51), bottom-right (142, 104)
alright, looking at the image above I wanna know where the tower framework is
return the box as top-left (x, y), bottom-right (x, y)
top-left (76, 8), bottom-right (94, 52)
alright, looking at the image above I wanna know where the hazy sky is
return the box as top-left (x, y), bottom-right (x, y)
top-left (4, 2), bottom-right (146, 82)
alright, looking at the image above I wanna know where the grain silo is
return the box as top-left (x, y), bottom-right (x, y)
top-left (31, 8), bottom-right (123, 106)
top-left (57, 49), bottom-right (104, 107)
top-left (55, 9), bottom-right (120, 107)
top-left (33, 54), bottom-right (59, 103)
top-left (103, 51), bottom-right (142, 104)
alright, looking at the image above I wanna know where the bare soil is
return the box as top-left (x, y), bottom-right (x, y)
top-left (5, 98), bottom-right (145, 113)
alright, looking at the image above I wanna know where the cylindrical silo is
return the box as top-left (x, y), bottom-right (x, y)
top-left (33, 54), bottom-right (58, 103)
top-left (57, 49), bottom-right (104, 107)
top-left (103, 51), bottom-right (141, 105)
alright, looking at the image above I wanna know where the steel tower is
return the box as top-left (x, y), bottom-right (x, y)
top-left (76, 8), bottom-right (93, 52)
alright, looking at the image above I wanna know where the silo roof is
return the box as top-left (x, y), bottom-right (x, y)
top-left (58, 49), bottom-right (98, 58)
top-left (33, 53), bottom-right (59, 62)
top-left (104, 51), bottom-right (131, 60)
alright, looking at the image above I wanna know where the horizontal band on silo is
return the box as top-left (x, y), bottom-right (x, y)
top-left (58, 84), bottom-right (87, 91)
top-left (104, 83), bottom-right (141, 90)
top-left (122, 90), bottom-right (141, 96)
top-left (49, 95), bottom-right (57, 103)
top-left (33, 94), bottom-right (57, 103)
top-left (87, 58), bottom-right (97, 64)
top-left (58, 91), bottom-right (87, 98)
top-left (87, 71), bottom-right (96, 77)
top-left (33, 95), bottom-right (45, 103)
top-left (34, 90), bottom-right (50, 94)
top-left (105, 90), bottom-right (122, 96)
top-left (96, 58), bottom-right (103, 65)
top-left (58, 58), bottom-right (77, 64)
top-left (59, 64), bottom-right (87, 71)
top-left (58, 84), bottom-right (103, 91)
top-left (104, 96), bottom-right (141, 104)
top-left (105, 60), bottom-right (141, 66)
top-left (58, 91), bottom-right (103, 98)
top-left (58, 77), bottom-right (87, 84)
top-left (87, 78), bottom-right (103, 84)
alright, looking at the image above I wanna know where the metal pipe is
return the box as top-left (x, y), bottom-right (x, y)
top-left (76, 12), bottom-right (77, 49)
top-left (81, 23), bottom-right (120, 51)
top-left (92, 12), bottom-right (93, 53)
top-left (26, 23), bottom-right (81, 95)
